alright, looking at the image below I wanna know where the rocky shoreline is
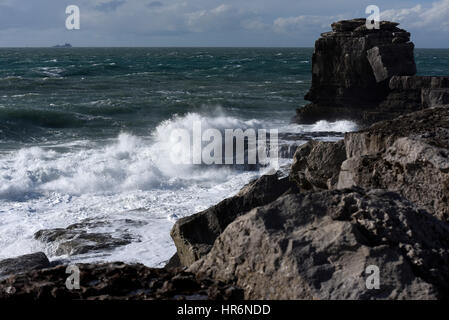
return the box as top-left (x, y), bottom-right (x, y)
top-left (1, 19), bottom-right (449, 300)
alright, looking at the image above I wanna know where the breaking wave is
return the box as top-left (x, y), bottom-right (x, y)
top-left (282, 120), bottom-right (358, 133)
top-left (0, 112), bottom-right (272, 201)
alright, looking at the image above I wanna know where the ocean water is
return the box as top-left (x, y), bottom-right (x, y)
top-left (0, 48), bottom-right (447, 267)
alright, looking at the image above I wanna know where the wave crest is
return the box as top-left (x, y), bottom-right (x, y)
top-left (0, 113), bottom-right (268, 200)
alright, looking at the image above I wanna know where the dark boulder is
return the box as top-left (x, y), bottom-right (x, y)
top-left (165, 253), bottom-right (182, 269)
top-left (0, 252), bottom-right (51, 279)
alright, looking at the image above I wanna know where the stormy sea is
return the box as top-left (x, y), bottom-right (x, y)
top-left (0, 48), bottom-right (447, 267)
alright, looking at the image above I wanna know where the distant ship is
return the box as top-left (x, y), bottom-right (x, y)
top-left (52, 43), bottom-right (72, 48)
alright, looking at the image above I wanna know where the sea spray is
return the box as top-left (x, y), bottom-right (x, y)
top-left (0, 112), bottom-right (288, 265)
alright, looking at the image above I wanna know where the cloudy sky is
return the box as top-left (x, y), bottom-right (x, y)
top-left (0, 0), bottom-right (448, 47)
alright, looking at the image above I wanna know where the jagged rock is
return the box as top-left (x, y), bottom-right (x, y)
top-left (34, 219), bottom-right (145, 256)
top-left (378, 75), bottom-right (449, 114)
top-left (290, 140), bottom-right (346, 191)
top-left (170, 173), bottom-right (297, 267)
top-left (338, 106), bottom-right (449, 222)
top-left (165, 253), bottom-right (182, 269)
top-left (278, 132), bottom-right (346, 160)
top-left (0, 253), bottom-right (51, 279)
top-left (190, 189), bottom-right (449, 300)
top-left (35, 230), bottom-right (133, 256)
top-left (295, 19), bottom-right (417, 125)
top-left (331, 18), bottom-right (367, 32)
top-left (0, 262), bottom-right (243, 300)
top-left (389, 75), bottom-right (449, 90)
top-left (367, 43), bottom-right (416, 82)
top-left (422, 89), bottom-right (449, 108)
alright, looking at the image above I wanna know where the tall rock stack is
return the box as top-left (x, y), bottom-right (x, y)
top-left (295, 18), bottom-right (417, 125)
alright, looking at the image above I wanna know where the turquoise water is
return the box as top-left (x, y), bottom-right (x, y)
top-left (415, 49), bottom-right (449, 76)
top-left (0, 48), bottom-right (312, 149)
top-left (0, 48), bottom-right (317, 265)
top-left (1, 48), bottom-right (447, 149)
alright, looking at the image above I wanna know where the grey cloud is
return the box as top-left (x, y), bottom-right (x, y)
top-left (273, 14), bottom-right (344, 33)
top-left (95, 0), bottom-right (126, 12)
top-left (0, 0), bottom-right (448, 47)
top-left (0, 0), bottom-right (65, 31)
top-left (147, 1), bottom-right (163, 8)
top-left (186, 4), bottom-right (259, 32)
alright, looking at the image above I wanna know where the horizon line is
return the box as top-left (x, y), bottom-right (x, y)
top-left (1, 46), bottom-right (449, 49)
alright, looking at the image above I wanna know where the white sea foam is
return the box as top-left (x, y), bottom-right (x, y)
top-left (281, 120), bottom-right (358, 133)
top-left (11, 93), bottom-right (40, 98)
top-left (0, 116), bottom-right (256, 198)
top-left (0, 113), bottom-right (277, 266)
top-left (33, 66), bottom-right (65, 78)
top-left (0, 113), bottom-right (355, 266)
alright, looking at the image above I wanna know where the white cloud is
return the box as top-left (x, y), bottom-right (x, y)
top-left (274, 16), bottom-right (323, 33)
top-left (241, 19), bottom-right (268, 31)
top-left (273, 14), bottom-right (344, 33)
top-left (382, 0), bottom-right (449, 31)
top-left (186, 4), bottom-right (259, 32)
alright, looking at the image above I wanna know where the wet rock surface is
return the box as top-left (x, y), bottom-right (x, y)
top-left (0, 262), bottom-right (243, 300)
top-left (0, 253), bottom-right (51, 279)
top-left (278, 131), bottom-right (345, 159)
top-left (34, 219), bottom-right (145, 256)
top-left (190, 189), bottom-right (449, 300)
